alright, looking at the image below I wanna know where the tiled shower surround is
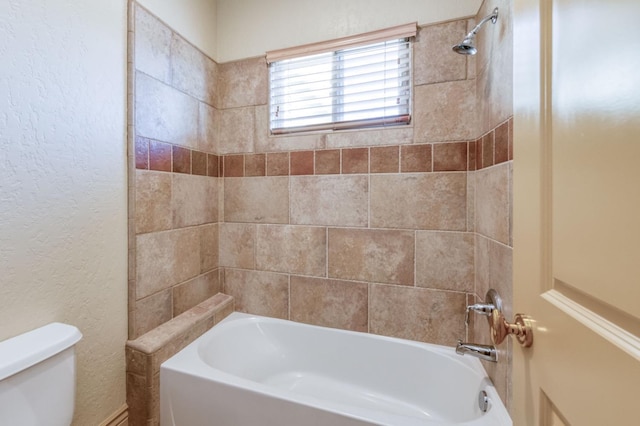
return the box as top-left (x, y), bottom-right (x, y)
top-left (128, 0), bottom-right (513, 416)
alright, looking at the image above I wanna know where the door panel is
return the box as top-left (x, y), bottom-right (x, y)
top-left (513, 0), bottom-right (640, 424)
top-left (551, 0), bottom-right (640, 319)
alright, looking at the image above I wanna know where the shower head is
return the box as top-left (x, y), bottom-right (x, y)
top-left (452, 38), bottom-right (477, 55)
top-left (452, 7), bottom-right (499, 55)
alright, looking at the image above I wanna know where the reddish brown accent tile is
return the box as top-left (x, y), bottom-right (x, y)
top-left (172, 146), bottom-right (191, 174)
top-left (315, 149), bottom-right (340, 175)
top-left (401, 144), bottom-right (432, 173)
top-left (508, 118), bottom-right (514, 161)
top-left (342, 148), bottom-right (369, 174)
top-left (433, 142), bottom-right (468, 172)
top-left (482, 131), bottom-right (494, 169)
top-left (468, 140), bottom-right (477, 171)
top-left (290, 151), bottom-right (314, 175)
top-left (207, 154), bottom-right (219, 177)
top-left (476, 137), bottom-right (483, 170)
top-left (148, 140), bottom-right (171, 172)
top-left (245, 154), bottom-right (266, 177)
top-left (371, 146), bottom-right (399, 173)
top-left (267, 152), bottom-right (289, 176)
top-left (135, 136), bottom-right (149, 170)
top-left (224, 155), bottom-right (244, 177)
top-left (494, 121), bottom-right (509, 165)
top-left (191, 150), bottom-right (207, 176)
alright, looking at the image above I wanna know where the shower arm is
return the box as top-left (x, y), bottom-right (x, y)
top-left (463, 8), bottom-right (499, 40)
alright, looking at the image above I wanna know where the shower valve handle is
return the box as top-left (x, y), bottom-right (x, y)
top-left (464, 303), bottom-right (495, 325)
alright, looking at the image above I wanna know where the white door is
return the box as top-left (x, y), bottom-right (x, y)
top-left (512, 0), bottom-right (640, 424)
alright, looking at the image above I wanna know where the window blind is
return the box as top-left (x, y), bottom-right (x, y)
top-left (267, 23), bottom-right (416, 135)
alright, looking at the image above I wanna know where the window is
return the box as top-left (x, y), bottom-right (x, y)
top-left (267, 23), bottom-right (416, 135)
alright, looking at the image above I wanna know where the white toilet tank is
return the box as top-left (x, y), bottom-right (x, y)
top-left (0, 322), bottom-right (82, 426)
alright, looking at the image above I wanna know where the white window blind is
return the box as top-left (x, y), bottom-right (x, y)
top-left (267, 23), bottom-right (416, 135)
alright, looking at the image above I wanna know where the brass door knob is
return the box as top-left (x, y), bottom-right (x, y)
top-left (489, 309), bottom-right (534, 347)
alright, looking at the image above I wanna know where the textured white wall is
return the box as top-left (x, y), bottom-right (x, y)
top-left (216, 0), bottom-right (482, 62)
top-left (131, 0), bottom-right (482, 64)
top-left (138, 0), bottom-right (218, 59)
top-left (0, 1), bottom-right (128, 425)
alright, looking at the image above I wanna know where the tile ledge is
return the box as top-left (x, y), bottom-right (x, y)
top-left (127, 293), bottom-right (234, 354)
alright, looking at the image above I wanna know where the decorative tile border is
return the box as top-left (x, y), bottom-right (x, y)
top-left (135, 136), bottom-right (221, 177)
top-left (135, 117), bottom-right (512, 179)
top-left (473, 118), bottom-right (513, 171)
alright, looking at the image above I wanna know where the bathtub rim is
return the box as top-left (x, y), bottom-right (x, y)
top-left (160, 312), bottom-right (512, 426)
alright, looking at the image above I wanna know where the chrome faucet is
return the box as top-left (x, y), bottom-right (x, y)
top-left (456, 340), bottom-right (498, 362)
top-left (456, 290), bottom-right (502, 362)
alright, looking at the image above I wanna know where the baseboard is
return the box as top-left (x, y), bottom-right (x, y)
top-left (99, 404), bottom-right (128, 426)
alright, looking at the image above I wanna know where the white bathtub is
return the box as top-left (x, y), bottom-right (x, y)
top-left (160, 312), bottom-right (511, 426)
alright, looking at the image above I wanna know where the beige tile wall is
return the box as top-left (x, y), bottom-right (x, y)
top-left (128, 0), bottom-right (514, 413)
top-left (471, 0), bottom-right (514, 411)
top-left (214, 19), bottom-right (484, 349)
top-left (129, 3), bottom-right (221, 339)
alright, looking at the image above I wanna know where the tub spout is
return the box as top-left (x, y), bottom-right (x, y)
top-left (455, 340), bottom-right (497, 362)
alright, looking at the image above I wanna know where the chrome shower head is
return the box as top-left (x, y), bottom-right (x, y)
top-left (452, 38), bottom-right (477, 55)
top-left (452, 7), bottom-right (498, 56)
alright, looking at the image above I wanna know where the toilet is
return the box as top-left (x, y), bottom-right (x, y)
top-left (0, 322), bottom-right (82, 425)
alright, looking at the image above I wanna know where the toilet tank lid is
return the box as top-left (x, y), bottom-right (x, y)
top-left (0, 322), bottom-right (82, 381)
